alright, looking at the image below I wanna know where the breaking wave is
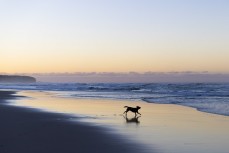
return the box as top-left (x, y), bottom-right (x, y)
top-left (1, 82), bottom-right (229, 116)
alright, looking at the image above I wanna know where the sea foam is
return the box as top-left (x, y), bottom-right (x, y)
top-left (1, 83), bottom-right (229, 116)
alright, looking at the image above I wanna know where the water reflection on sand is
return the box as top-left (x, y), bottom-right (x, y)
top-left (10, 91), bottom-right (229, 153)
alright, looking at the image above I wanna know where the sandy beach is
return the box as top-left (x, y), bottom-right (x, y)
top-left (1, 0), bottom-right (228, 152)
top-left (0, 91), bottom-right (151, 153)
top-left (1, 90), bottom-right (229, 153)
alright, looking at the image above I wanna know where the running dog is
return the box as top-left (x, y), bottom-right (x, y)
top-left (123, 106), bottom-right (141, 116)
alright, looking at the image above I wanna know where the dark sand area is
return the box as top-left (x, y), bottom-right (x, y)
top-left (0, 91), bottom-right (151, 153)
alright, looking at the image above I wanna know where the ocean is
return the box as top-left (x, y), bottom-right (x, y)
top-left (1, 82), bottom-right (229, 116)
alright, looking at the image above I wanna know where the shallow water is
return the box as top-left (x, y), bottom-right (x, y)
top-left (1, 82), bottom-right (229, 116)
top-left (9, 90), bottom-right (229, 153)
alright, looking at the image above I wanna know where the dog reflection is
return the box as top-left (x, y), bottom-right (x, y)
top-left (123, 116), bottom-right (141, 124)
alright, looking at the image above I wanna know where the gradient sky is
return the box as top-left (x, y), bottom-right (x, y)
top-left (1, 0), bottom-right (229, 73)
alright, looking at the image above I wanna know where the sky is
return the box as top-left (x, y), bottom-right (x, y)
top-left (0, 0), bottom-right (229, 74)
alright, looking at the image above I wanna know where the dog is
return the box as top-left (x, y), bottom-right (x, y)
top-left (123, 106), bottom-right (141, 116)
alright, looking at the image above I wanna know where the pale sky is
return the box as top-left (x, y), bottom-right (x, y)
top-left (1, 0), bottom-right (229, 73)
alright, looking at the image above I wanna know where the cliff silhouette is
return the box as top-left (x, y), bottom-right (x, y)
top-left (0, 75), bottom-right (36, 83)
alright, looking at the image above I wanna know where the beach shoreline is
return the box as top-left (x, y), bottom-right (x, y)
top-left (1, 90), bottom-right (229, 153)
top-left (0, 90), bottom-right (152, 153)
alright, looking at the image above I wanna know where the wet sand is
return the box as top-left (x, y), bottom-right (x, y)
top-left (10, 90), bottom-right (229, 153)
top-left (0, 91), bottom-right (151, 153)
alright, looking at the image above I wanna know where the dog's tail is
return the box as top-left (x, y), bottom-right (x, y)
top-left (124, 106), bottom-right (128, 108)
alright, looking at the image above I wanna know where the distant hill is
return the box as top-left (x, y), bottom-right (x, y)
top-left (0, 75), bottom-right (36, 83)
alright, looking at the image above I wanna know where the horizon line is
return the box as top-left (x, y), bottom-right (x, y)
top-left (1, 71), bottom-right (229, 75)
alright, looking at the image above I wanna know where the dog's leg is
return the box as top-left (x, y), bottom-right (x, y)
top-left (137, 112), bottom-right (141, 115)
top-left (123, 110), bottom-right (128, 115)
